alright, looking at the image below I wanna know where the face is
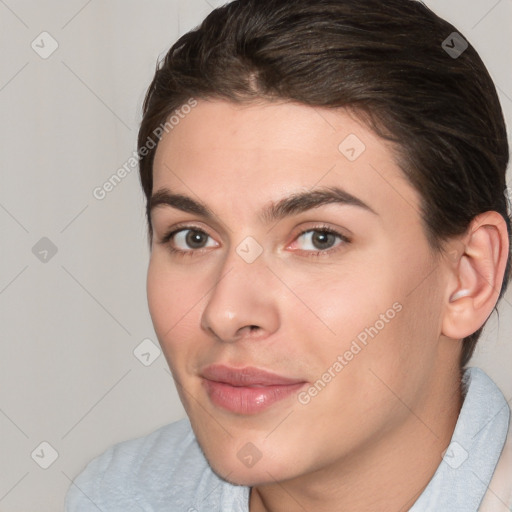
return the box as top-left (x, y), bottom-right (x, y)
top-left (147, 98), bottom-right (449, 486)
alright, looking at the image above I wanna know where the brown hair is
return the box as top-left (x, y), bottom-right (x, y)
top-left (137, 0), bottom-right (511, 368)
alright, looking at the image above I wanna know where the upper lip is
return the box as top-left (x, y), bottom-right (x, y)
top-left (201, 364), bottom-right (305, 387)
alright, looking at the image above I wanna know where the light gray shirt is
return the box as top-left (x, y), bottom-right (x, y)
top-left (65, 367), bottom-right (511, 511)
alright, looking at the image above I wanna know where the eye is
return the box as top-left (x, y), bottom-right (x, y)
top-left (290, 226), bottom-right (349, 255)
top-left (160, 226), bottom-right (218, 256)
top-left (158, 224), bottom-right (350, 258)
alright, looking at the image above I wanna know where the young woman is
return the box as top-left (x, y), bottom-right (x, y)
top-left (66, 0), bottom-right (512, 510)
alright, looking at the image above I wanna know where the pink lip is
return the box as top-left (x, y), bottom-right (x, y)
top-left (201, 365), bottom-right (307, 414)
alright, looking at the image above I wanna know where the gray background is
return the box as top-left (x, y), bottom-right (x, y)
top-left (0, 0), bottom-right (511, 510)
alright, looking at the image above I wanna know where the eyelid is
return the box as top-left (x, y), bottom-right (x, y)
top-left (158, 222), bottom-right (216, 244)
top-left (289, 222), bottom-right (351, 242)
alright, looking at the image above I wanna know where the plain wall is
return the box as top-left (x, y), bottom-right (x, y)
top-left (0, 0), bottom-right (510, 510)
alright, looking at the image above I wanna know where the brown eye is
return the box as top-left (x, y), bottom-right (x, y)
top-left (295, 228), bottom-right (347, 252)
top-left (183, 230), bottom-right (209, 249)
top-left (163, 227), bottom-right (218, 254)
top-left (311, 231), bottom-right (337, 250)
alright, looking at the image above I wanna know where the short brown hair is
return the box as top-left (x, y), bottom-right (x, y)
top-left (137, 0), bottom-right (511, 368)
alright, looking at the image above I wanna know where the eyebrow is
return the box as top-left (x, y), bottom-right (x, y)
top-left (149, 185), bottom-right (377, 226)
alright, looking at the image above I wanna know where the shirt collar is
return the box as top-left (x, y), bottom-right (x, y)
top-left (410, 367), bottom-right (511, 512)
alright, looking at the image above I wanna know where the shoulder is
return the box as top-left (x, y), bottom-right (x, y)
top-left (64, 418), bottom-right (219, 510)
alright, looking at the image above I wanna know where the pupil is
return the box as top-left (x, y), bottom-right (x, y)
top-left (313, 231), bottom-right (334, 249)
top-left (187, 230), bottom-right (206, 248)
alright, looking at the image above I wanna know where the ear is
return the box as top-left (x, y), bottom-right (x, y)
top-left (441, 211), bottom-right (509, 340)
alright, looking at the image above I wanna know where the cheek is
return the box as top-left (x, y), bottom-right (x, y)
top-left (291, 261), bottom-right (394, 351)
top-left (296, 252), bottom-right (439, 393)
top-left (146, 257), bottom-right (203, 349)
top-left (292, 300), bottom-right (429, 454)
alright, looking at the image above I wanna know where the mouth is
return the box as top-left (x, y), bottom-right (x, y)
top-left (200, 364), bottom-right (307, 415)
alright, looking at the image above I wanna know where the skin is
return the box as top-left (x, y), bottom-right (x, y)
top-left (146, 98), bottom-right (508, 511)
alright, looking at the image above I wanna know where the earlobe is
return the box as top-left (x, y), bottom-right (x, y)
top-left (441, 211), bottom-right (509, 340)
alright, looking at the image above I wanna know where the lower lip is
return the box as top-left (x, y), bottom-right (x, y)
top-left (202, 379), bottom-right (306, 414)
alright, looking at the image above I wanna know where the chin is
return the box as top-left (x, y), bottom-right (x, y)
top-left (197, 438), bottom-right (300, 487)
top-left (207, 458), bottom-right (287, 487)
top-left (185, 403), bottom-right (308, 486)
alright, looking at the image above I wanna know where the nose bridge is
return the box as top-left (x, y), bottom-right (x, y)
top-left (200, 242), bottom-right (278, 342)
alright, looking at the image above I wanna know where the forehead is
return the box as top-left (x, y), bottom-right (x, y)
top-left (151, 98), bottom-right (422, 229)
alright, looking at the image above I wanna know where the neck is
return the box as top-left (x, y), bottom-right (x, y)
top-left (249, 366), bottom-right (463, 512)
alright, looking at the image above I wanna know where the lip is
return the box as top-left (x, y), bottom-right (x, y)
top-left (201, 364), bottom-right (307, 414)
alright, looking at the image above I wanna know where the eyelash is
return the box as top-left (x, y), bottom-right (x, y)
top-left (158, 224), bottom-right (351, 258)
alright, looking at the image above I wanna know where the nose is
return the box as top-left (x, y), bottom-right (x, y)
top-left (200, 247), bottom-right (280, 343)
